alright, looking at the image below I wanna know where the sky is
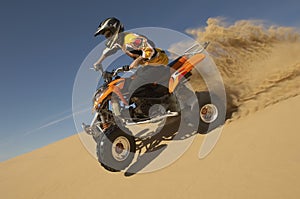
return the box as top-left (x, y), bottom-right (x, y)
top-left (0, 0), bottom-right (299, 161)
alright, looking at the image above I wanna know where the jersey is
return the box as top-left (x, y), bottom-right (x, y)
top-left (103, 32), bottom-right (169, 66)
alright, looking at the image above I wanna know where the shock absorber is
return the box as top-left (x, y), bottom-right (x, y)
top-left (102, 123), bottom-right (109, 129)
top-left (99, 114), bottom-right (109, 130)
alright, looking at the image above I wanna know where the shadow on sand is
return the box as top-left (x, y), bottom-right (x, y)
top-left (124, 116), bottom-right (198, 176)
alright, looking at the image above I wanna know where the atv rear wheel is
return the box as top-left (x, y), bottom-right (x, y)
top-left (196, 91), bottom-right (226, 134)
top-left (96, 125), bottom-right (136, 172)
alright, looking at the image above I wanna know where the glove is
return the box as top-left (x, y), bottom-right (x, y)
top-left (122, 65), bottom-right (130, 71)
top-left (93, 63), bottom-right (103, 71)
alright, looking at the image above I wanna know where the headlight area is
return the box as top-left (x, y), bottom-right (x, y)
top-left (93, 92), bottom-right (104, 110)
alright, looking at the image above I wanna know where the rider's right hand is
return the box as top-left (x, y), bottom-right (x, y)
top-left (93, 63), bottom-right (103, 71)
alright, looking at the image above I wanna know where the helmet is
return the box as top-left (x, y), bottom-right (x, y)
top-left (94, 17), bottom-right (124, 37)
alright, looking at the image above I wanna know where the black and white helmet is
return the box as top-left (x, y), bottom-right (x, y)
top-left (94, 17), bottom-right (124, 37)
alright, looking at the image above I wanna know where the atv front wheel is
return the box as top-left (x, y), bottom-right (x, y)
top-left (196, 91), bottom-right (226, 134)
top-left (96, 125), bottom-right (136, 172)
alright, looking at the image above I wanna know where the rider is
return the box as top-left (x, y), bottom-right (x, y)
top-left (93, 17), bottom-right (197, 125)
top-left (93, 17), bottom-right (170, 95)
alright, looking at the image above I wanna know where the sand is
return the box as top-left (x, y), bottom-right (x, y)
top-left (1, 95), bottom-right (299, 199)
top-left (1, 18), bottom-right (300, 199)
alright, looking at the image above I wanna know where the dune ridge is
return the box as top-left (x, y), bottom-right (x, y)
top-left (187, 18), bottom-right (300, 120)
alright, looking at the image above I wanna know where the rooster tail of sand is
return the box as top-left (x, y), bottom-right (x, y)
top-left (187, 18), bottom-right (300, 121)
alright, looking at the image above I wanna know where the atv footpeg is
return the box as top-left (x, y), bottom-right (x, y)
top-left (126, 111), bottom-right (179, 126)
top-left (82, 123), bottom-right (102, 137)
top-left (82, 123), bottom-right (93, 135)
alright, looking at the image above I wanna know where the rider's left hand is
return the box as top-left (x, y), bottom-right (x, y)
top-left (122, 65), bottom-right (130, 71)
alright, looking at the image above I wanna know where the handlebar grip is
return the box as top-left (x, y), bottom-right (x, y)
top-left (122, 65), bottom-right (130, 71)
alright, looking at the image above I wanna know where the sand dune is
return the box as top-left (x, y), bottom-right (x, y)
top-left (1, 95), bottom-right (300, 199)
top-left (1, 18), bottom-right (300, 198)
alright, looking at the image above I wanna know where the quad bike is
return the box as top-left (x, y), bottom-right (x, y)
top-left (82, 42), bottom-right (226, 172)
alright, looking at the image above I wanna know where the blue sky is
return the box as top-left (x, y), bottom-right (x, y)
top-left (0, 0), bottom-right (299, 161)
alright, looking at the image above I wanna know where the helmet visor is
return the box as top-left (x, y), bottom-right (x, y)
top-left (94, 26), bottom-right (107, 37)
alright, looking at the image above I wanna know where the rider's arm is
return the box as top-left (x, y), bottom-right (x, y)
top-left (94, 46), bottom-right (119, 69)
top-left (129, 56), bottom-right (144, 69)
top-left (94, 54), bottom-right (106, 67)
top-left (124, 34), bottom-right (156, 62)
top-left (142, 45), bottom-right (155, 60)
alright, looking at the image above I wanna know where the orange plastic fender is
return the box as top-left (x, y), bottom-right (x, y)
top-left (169, 53), bottom-right (206, 93)
top-left (93, 78), bottom-right (128, 110)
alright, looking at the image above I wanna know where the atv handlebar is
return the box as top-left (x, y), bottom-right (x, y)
top-left (112, 65), bottom-right (130, 76)
top-left (98, 65), bottom-right (130, 83)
